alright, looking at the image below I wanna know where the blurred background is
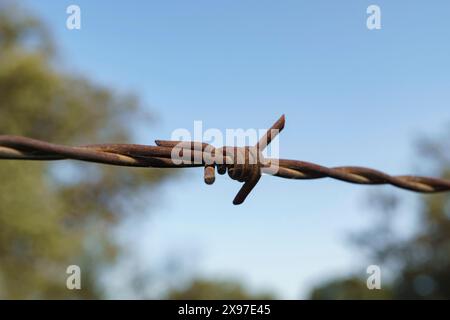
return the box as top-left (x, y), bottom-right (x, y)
top-left (0, 0), bottom-right (449, 299)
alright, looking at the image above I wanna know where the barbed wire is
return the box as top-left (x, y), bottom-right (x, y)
top-left (1, 115), bottom-right (450, 205)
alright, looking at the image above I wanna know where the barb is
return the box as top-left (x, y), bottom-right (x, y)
top-left (1, 115), bottom-right (450, 205)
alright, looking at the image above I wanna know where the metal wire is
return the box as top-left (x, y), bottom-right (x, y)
top-left (1, 115), bottom-right (450, 205)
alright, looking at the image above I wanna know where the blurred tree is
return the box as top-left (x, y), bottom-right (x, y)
top-left (166, 278), bottom-right (275, 300)
top-left (309, 277), bottom-right (392, 300)
top-left (0, 3), bottom-right (169, 298)
top-left (308, 128), bottom-right (450, 299)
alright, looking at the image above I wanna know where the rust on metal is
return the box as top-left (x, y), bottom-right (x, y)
top-left (1, 115), bottom-right (450, 205)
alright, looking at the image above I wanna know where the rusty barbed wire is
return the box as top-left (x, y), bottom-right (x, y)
top-left (1, 115), bottom-right (450, 205)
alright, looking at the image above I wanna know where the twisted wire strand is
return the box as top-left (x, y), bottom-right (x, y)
top-left (1, 115), bottom-right (450, 204)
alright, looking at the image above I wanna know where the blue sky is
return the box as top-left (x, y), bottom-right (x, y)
top-left (23, 0), bottom-right (450, 298)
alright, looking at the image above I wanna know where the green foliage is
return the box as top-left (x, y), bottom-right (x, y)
top-left (309, 277), bottom-right (392, 300)
top-left (166, 278), bottom-right (275, 300)
top-left (308, 131), bottom-right (450, 300)
top-left (0, 5), bottom-right (169, 298)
